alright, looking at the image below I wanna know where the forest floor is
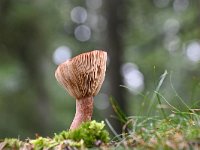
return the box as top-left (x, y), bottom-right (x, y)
top-left (0, 111), bottom-right (200, 150)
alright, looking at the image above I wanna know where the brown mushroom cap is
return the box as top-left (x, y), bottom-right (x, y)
top-left (55, 50), bottom-right (107, 99)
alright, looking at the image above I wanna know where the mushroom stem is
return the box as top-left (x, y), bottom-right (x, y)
top-left (70, 96), bottom-right (94, 130)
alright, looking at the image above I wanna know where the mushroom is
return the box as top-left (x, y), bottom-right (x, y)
top-left (55, 50), bottom-right (107, 130)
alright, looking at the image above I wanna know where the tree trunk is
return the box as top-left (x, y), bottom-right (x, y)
top-left (103, 0), bottom-right (128, 133)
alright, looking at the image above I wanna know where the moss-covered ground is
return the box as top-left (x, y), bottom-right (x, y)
top-left (0, 112), bottom-right (200, 150)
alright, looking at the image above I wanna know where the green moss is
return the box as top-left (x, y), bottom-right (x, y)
top-left (3, 138), bottom-right (22, 149)
top-left (54, 120), bottom-right (110, 148)
top-left (0, 120), bottom-right (110, 150)
top-left (30, 137), bottom-right (58, 150)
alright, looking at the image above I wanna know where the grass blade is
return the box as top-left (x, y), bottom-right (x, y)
top-left (147, 70), bottom-right (168, 115)
top-left (156, 92), bottom-right (167, 119)
top-left (155, 91), bottom-right (180, 112)
top-left (169, 72), bottom-right (190, 110)
top-left (105, 119), bottom-right (122, 140)
top-left (109, 97), bottom-right (128, 123)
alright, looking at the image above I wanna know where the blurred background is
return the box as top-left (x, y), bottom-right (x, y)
top-left (0, 0), bottom-right (200, 138)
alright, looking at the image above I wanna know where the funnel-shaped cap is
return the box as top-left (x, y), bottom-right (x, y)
top-left (55, 50), bottom-right (107, 99)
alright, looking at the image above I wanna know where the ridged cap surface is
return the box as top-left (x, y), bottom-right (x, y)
top-left (55, 50), bottom-right (107, 99)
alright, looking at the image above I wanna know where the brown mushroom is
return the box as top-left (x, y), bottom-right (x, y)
top-left (55, 50), bottom-right (107, 130)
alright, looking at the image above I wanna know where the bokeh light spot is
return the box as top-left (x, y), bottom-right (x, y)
top-left (88, 14), bottom-right (107, 32)
top-left (74, 25), bottom-right (91, 42)
top-left (164, 35), bottom-right (180, 52)
top-left (173, 0), bottom-right (189, 12)
top-left (163, 18), bottom-right (180, 36)
top-left (53, 46), bottom-right (72, 65)
top-left (121, 63), bottom-right (144, 94)
top-left (186, 41), bottom-right (200, 63)
top-left (70, 6), bottom-right (87, 24)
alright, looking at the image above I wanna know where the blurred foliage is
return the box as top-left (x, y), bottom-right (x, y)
top-left (0, 0), bottom-right (200, 139)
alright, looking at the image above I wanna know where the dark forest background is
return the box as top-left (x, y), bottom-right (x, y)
top-left (0, 0), bottom-right (200, 138)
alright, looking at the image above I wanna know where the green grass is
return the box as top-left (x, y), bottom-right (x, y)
top-left (110, 112), bottom-right (200, 149)
top-left (107, 70), bottom-right (200, 149)
top-left (106, 95), bottom-right (200, 149)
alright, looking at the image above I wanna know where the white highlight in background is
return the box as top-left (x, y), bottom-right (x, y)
top-left (186, 41), bottom-right (200, 63)
top-left (53, 46), bottom-right (72, 65)
top-left (121, 63), bottom-right (144, 94)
